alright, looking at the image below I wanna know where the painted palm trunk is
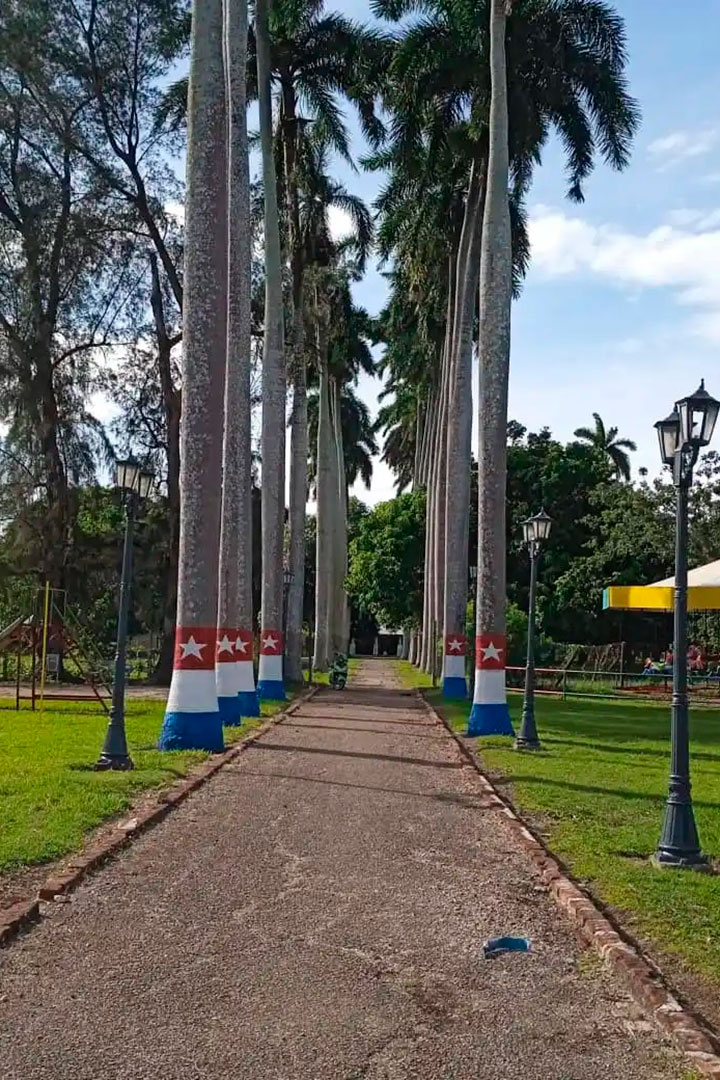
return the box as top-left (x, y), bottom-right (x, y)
top-left (257, 629), bottom-right (285, 698)
top-left (442, 634), bottom-right (468, 698)
top-left (468, 634), bottom-right (513, 735)
top-left (159, 0), bottom-right (226, 752)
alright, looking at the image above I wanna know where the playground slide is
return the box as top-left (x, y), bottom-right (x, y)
top-left (0, 614), bottom-right (26, 652)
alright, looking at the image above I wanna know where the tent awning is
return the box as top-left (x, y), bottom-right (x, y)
top-left (604, 559), bottom-right (720, 611)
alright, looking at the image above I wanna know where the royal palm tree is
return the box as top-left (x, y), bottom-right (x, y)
top-left (282, 135), bottom-right (373, 679)
top-left (374, 0), bottom-right (639, 697)
top-left (159, 0), bottom-right (227, 751)
top-left (276, 140), bottom-right (372, 671)
top-left (574, 413), bottom-right (637, 481)
top-left (256, 0), bottom-right (287, 700)
top-left (309, 268), bottom-right (333, 670)
top-left (373, 168), bottom-right (462, 672)
top-left (216, 0), bottom-right (258, 724)
top-left (253, 1), bottom-right (384, 682)
top-left (308, 386), bottom-right (377, 493)
top-left (469, 0), bottom-right (514, 735)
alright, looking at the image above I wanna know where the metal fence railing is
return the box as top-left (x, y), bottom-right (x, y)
top-left (504, 665), bottom-right (720, 704)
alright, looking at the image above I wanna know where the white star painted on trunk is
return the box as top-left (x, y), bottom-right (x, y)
top-left (448, 638), bottom-right (463, 652)
top-left (235, 637), bottom-right (248, 654)
top-left (180, 636), bottom-right (206, 660)
top-left (262, 634), bottom-right (279, 652)
top-left (217, 635), bottom-right (234, 656)
top-left (481, 641), bottom-right (502, 662)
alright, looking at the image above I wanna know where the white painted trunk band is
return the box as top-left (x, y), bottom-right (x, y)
top-left (258, 653), bottom-right (283, 682)
top-left (443, 654), bottom-right (466, 679)
top-left (215, 663), bottom-right (238, 697)
top-left (167, 669), bottom-right (219, 713)
top-left (236, 660), bottom-right (256, 691)
top-left (472, 669), bottom-right (506, 705)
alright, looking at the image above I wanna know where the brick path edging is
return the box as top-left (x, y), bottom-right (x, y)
top-left (420, 690), bottom-right (720, 1079)
top-left (0, 687), bottom-right (318, 950)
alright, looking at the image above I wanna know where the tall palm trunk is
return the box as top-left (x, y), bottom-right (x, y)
top-left (313, 310), bottom-right (333, 670)
top-left (331, 376), bottom-right (348, 655)
top-left (469, 0), bottom-right (514, 737)
top-left (422, 386), bottom-right (441, 674)
top-left (160, 0), bottom-right (227, 751)
top-left (416, 388), bottom-right (435, 667)
top-left (286, 305), bottom-right (307, 683)
top-left (412, 394), bottom-right (423, 489)
top-left (420, 385), bottom-right (440, 672)
top-left (256, 0), bottom-right (287, 699)
top-left (432, 338), bottom-right (449, 672)
top-left (442, 164), bottom-right (485, 698)
top-left (149, 253), bottom-right (181, 685)
top-left (216, 0), bottom-right (258, 723)
top-left (283, 83), bottom-right (307, 685)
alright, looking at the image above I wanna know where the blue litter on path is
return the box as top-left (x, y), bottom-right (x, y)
top-left (483, 936), bottom-right (531, 958)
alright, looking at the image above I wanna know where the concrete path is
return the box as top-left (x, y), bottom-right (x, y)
top-left (0, 660), bottom-right (682, 1079)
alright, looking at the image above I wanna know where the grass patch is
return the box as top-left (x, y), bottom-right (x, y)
top-left (396, 659), bottom-right (433, 690)
top-left (423, 679), bottom-right (720, 987)
top-left (0, 695), bottom-right (290, 875)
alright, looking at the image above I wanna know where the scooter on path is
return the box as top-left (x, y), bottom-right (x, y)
top-left (329, 653), bottom-right (348, 690)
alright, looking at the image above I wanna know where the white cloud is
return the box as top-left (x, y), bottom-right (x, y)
top-left (647, 127), bottom-right (720, 170)
top-left (665, 207), bottom-right (720, 230)
top-left (528, 204), bottom-right (720, 343)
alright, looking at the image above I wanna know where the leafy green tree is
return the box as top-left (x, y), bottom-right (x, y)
top-left (347, 490), bottom-right (426, 631)
top-left (574, 413), bottom-right (637, 481)
top-left (0, 0), bottom-right (146, 589)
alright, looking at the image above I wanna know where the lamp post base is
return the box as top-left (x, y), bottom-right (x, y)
top-left (94, 753), bottom-right (134, 771)
top-left (514, 735), bottom-right (541, 751)
top-left (651, 850), bottom-right (710, 872)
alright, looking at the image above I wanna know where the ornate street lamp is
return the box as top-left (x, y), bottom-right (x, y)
top-left (653, 380), bottom-right (719, 868)
top-left (95, 459), bottom-right (154, 771)
top-left (515, 509), bottom-right (552, 751)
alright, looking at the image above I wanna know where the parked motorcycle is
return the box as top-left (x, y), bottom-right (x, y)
top-left (329, 653), bottom-right (348, 690)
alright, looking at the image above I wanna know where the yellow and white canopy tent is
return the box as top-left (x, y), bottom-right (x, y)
top-left (603, 559), bottom-right (720, 612)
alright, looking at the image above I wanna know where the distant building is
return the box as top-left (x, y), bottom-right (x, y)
top-left (350, 627), bottom-right (404, 657)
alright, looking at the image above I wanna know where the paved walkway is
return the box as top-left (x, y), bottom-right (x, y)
top-left (0, 660), bottom-right (682, 1079)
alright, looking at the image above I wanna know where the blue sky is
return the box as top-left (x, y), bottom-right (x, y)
top-left (332, 0), bottom-right (720, 504)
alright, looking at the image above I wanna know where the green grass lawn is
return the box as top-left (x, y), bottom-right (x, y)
top-left (0, 694), bottom-right (291, 876)
top-left (396, 660), bottom-right (720, 989)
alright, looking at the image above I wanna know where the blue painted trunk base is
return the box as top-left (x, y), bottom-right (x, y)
top-left (218, 696), bottom-right (243, 726)
top-left (442, 675), bottom-right (467, 699)
top-left (467, 702), bottom-right (514, 737)
top-left (159, 711), bottom-right (225, 752)
top-left (238, 690), bottom-right (260, 717)
top-left (257, 679), bottom-right (286, 701)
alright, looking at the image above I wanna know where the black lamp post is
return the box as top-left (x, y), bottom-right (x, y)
top-left (282, 565), bottom-right (294, 642)
top-left (515, 509), bottom-right (552, 752)
top-left (95, 459), bottom-right (154, 771)
top-left (653, 380), bottom-right (719, 868)
top-left (467, 566), bottom-right (478, 686)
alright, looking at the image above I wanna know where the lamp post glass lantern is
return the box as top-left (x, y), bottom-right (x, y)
top-left (515, 510), bottom-right (552, 751)
top-left (653, 380), bottom-right (719, 868)
top-left (95, 460), bottom-right (154, 771)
